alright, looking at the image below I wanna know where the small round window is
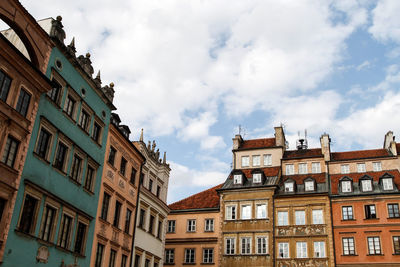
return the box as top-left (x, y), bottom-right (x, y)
top-left (55, 59), bottom-right (63, 70)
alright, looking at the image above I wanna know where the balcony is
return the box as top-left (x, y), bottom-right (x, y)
top-left (276, 224), bottom-right (326, 237)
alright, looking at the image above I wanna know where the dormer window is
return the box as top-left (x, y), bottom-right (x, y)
top-left (234, 174), bottom-right (242, 185)
top-left (304, 180), bottom-right (315, 191)
top-left (253, 173), bottom-right (262, 184)
top-left (382, 178), bottom-right (394, 190)
top-left (341, 180), bottom-right (352, 193)
top-left (357, 163), bottom-right (366, 173)
top-left (286, 164), bottom-right (294, 175)
top-left (284, 182), bottom-right (294, 192)
top-left (361, 179), bottom-right (372, 192)
top-left (341, 165), bottom-right (350, 174)
top-left (241, 156), bottom-right (249, 167)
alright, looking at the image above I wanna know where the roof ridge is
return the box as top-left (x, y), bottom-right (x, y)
top-left (332, 148), bottom-right (387, 153)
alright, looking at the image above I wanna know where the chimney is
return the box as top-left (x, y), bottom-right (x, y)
top-left (384, 131), bottom-right (397, 155)
top-left (274, 126), bottom-right (286, 148)
top-left (320, 133), bottom-right (331, 161)
top-left (232, 134), bottom-right (243, 150)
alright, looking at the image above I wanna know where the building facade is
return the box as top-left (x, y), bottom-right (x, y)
top-left (0, 0), bottom-right (53, 262)
top-left (90, 113), bottom-right (145, 267)
top-left (132, 135), bottom-right (171, 267)
top-left (165, 184), bottom-right (222, 267)
top-left (2, 15), bottom-right (115, 266)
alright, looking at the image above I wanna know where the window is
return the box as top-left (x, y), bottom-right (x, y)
top-left (299, 163), bottom-right (307, 174)
top-left (253, 173), bottom-right (262, 183)
top-left (92, 122), bottom-right (102, 143)
top-left (241, 205), bottom-right (251, 219)
top-left (84, 165), bottom-right (95, 192)
top-left (314, 241), bottom-right (325, 258)
top-left (149, 215), bottom-right (155, 234)
top-left (40, 205), bottom-right (56, 242)
top-left (295, 210), bottom-right (305, 225)
top-left (109, 249), bottom-right (116, 267)
top-left (296, 242), bottom-right (307, 258)
top-left (74, 222), bottom-right (87, 254)
top-left (373, 162), bottom-right (382, 172)
top-left (134, 255), bottom-right (141, 267)
top-left (225, 238), bottom-right (235, 254)
top-left (264, 154), bottom-right (272, 166)
top-left (252, 155), bottom-right (260, 166)
top-left (145, 259), bottom-right (150, 267)
top-left (367, 237), bottom-right (381, 255)
top-left (15, 88), bottom-right (31, 117)
top-left (18, 194), bottom-right (38, 234)
top-left (278, 243), bottom-right (289, 258)
top-left (48, 79), bottom-right (62, 103)
top-left (139, 209), bottom-right (145, 228)
top-left (257, 237), bottom-right (267, 254)
top-left (286, 164), bottom-right (294, 175)
top-left (0, 198), bottom-right (6, 222)
top-left (388, 204), bottom-right (400, 218)
top-left (341, 164), bottom-right (350, 174)
top-left (113, 201), bottom-right (122, 228)
top-left (365, 205), bottom-right (377, 219)
top-left (233, 174), bottom-right (242, 184)
top-left (277, 211), bottom-right (288, 226)
top-left (167, 220), bottom-right (176, 233)
top-left (79, 109), bottom-right (90, 132)
top-left (165, 249), bottom-right (174, 264)
top-left (342, 206), bottom-right (353, 220)
top-left (35, 128), bottom-right (52, 159)
top-left (241, 237), bottom-right (251, 254)
top-left (312, 210), bottom-right (324, 224)
top-left (157, 221), bottom-right (162, 238)
top-left (187, 219), bottom-right (196, 232)
top-left (108, 146), bottom-right (116, 166)
top-left (341, 180), bottom-right (352, 193)
top-left (357, 163), bottom-right (366, 173)
top-left (361, 179), bottom-right (372, 192)
top-left (156, 186), bottom-right (161, 198)
top-left (100, 193), bottom-right (110, 221)
top-left (54, 141), bottom-right (68, 172)
top-left (284, 182), bottom-right (294, 192)
top-left (342, 237), bottom-right (355, 255)
top-left (130, 167), bottom-right (137, 184)
top-left (58, 213), bottom-right (73, 249)
top-left (382, 178), bottom-right (394, 190)
top-left (184, 249), bottom-right (195, 263)
top-left (1, 136), bottom-right (19, 168)
top-left (241, 156), bottom-right (249, 167)
top-left (149, 179), bottom-right (153, 192)
top-left (312, 162), bottom-right (321, 173)
top-left (304, 180), bottom-right (315, 191)
top-left (393, 236), bottom-right (400, 254)
top-left (121, 255), bottom-right (128, 267)
top-left (203, 248), bottom-right (213, 263)
top-left (0, 70), bottom-right (12, 102)
top-left (226, 205), bottom-right (236, 220)
top-left (95, 243), bottom-right (105, 267)
top-left (256, 204), bottom-right (267, 219)
top-left (120, 157), bottom-right (127, 176)
top-left (64, 95), bottom-right (76, 118)
top-left (125, 209), bottom-right (132, 234)
top-left (70, 154), bottom-right (83, 182)
top-left (205, 219), bottom-right (214, 231)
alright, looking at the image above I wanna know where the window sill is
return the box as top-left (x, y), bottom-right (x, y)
top-left (52, 165), bottom-right (67, 176)
top-left (186, 231), bottom-right (197, 233)
top-left (99, 217), bottom-right (110, 225)
top-left (364, 218), bottom-right (379, 221)
top-left (341, 254), bottom-right (358, 256)
top-left (388, 217), bottom-right (400, 219)
top-left (183, 263), bottom-right (196, 265)
top-left (204, 230), bottom-right (214, 233)
top-left (62, 110), bottom-right (77, 123)
top-left (77, 124), bottom-right (90, 136)
top-left (164, 263), bottom-right (175, 266)
top-left (45, 95), bottom-right (62, 109)
top-left (341, 219), bottom-right (356, 222)
top-left (201, 263), bottom-right (215, 265)
top-left (90, 136), bottom-right (102, 147)
top-left (69, 176), bottom-right (82, 186)
top-left (83, 187), bottom-right (94, 196)
top-left (33, 152), bottom-right (51, 165)
top-left (367, 254), bottom-right (384, 256)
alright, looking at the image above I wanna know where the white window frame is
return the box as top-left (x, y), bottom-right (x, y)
top-left (278, 242), bottom-right (289, 258)
top-left (382, 178), bottom-right (394, 190)
top-left (311, 162), bottom-right (321, 173)
top-left (202, 248), bottom-right (213, 263)
top-left (296, 242), bottom-right (307, 258)
top-left (204, 219), bottom-right (214, 232)
top-left (341, 164), bottom-right (350, 174)
top-left (233, 174), bottom-right (242, 185)
top-left (361, 179), bottom-right (372, 192)
top-left (256, 204), bottom-right (267, 219)
top-left (312, 209), bottom-right (324, 224)
top-left (298, 163), bottom-right (308, 174)
top-left (241, 156), bottom-right (249, 167)
top-left (304, 180), bottom-right (315, 191)
top-left (167, 220), bottom-right (176, 233)
top-left (226, 205), bottom-right (237, 220)
top-left (187, 219), bottom-right (196, 232)
top-left (341, 180), bottom-right (352, 193)
top-left (252, 155), bottom-right (260, 166)
top-left (373, 162), bottom-right (382, 172)
top-left (263, 154), bottom-right (272, 166)
top-left (241, 237), bottom-right (251, 254)
top-left (225, 238), bottom-right (235, 255)
top-left (357, 163), bottom-right (366, 173)
top-left (314, 241), bottom-right (325, 258)
top-left (284, 182), bottom-right (294, 192)
top-left (295, 210), bottom-right (306, 225)
top-left (241, 204), bottom-right (251, 220)
top-left (256, 236), bottom-right (268, 254)
top-left (286, 164), bottom-right (295, 175)
top-left (277, 211), bottom-right (288, 226)
top-left (253, 173), bottom-right (262, 183)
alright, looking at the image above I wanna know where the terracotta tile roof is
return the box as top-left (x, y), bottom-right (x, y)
top-left (281, 173), bottom-right (326, 185)
top-left (230, 166), bottom-right (281, 179)
top-left (239, 138), bottom-right (276, 150)
top-left (168, 184), bottom-right (223, 211)
top-left (330, 170), bottom-right (400, 194)
top-left (283, 148), bottom-right (323, 159)
top-left (331, 149), bottom-right (390, 161)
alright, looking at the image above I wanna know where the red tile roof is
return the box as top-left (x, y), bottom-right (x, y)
top-left (230, 166), bottom-right (281, 179)
top-left (283, 148), bottom-right (323, 159)
top-left (282, 173), bottom-right (326, 185)
top-left (330, 170), bottom-right (400, 194)
top-left (239, 138), bottom-right (276, 149)
top-left (331, 149), bottom-right (390, 161)
top-left (168, 184), bottom-right (223, 211)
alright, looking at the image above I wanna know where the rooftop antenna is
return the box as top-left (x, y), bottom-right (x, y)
top-left (238, 125), bottom-right (242, 135)
top-left (296, 129), bottom-right (308, 150)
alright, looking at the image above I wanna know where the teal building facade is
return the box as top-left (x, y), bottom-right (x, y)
top-left (3, 18), bottom-right (115, 267)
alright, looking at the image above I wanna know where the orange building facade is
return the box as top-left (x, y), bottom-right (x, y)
top-left (90, 113), bottom-right (145, 267)
top-left (0, 0), bottom-right (53, 262)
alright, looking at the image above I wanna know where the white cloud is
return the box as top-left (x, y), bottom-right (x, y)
top-left (369, 0), bottom-right (400, 43)
top-left (369, 64), bottom-right (400, 91)
top-left (356, 60), bottom-right (371, 71)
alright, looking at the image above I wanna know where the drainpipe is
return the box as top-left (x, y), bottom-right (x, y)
top-left (129, 159), bottom-right (146, 267)
top-left (327, 161), bottom-right (336, 267)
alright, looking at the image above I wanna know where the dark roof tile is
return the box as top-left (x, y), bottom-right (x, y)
top-left (168, 184), bottom-right (222, 211)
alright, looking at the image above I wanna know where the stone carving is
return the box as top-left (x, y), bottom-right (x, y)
top-left (276, 225), bottom-right (326, 236)
top-left (277, 259), bottom-right (328, 267)
top-left (119, 179), bottom-right (125, 189)
top-left (99, 222), bottom-right (106, 236)
top-left (101, 82), bottom-right (115, 103)
top-left (50, 16), bottom-right (66, 44)
top-left (107, 170), bottom-right (114, 181)
top-left (77, 53), bottom-right (94, 77)
top-left (112, 230), bottom-right (119, 243)
top-left (67, 37), bottom-right (76, 57)
top-left (36, 246), bottom-right (49, 263)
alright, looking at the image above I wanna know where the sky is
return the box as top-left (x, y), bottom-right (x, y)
top-left (8, 0), bottom-right (400, 203)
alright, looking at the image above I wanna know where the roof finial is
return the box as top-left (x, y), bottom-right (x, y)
top-left (163, 151), bottom-right (166, 164)
top-left (67, 37), bottom-right (77, 56)
top-left (140, 128), bottom-right (144, 142)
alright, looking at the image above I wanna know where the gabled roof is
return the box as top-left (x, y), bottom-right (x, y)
top-left (238, 138), bottom-right (276, 150)
top-left (331, 149), bottom-right (390, 161)
top-left (221, 166), bottom-right (281, 190)
top-left (283, 148), bottom-right (323, 159)
top-left (168, 184), bottom-right (223, 211)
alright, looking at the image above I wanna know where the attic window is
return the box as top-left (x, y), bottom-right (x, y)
top-left (284, 182), bottom-right (294, 192)
top-left (233, 174), bottom-right (242, 185)
top-left (304, 180), bottom-right (315, 191)
top-left (253, 173), bottom-right (262, 183)
top-left (382, 178), bottom-right (394, 190)
top-left (341, 180), bottom-right (352, 193)
top-left (361, 179), bottom-right (372, 192)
